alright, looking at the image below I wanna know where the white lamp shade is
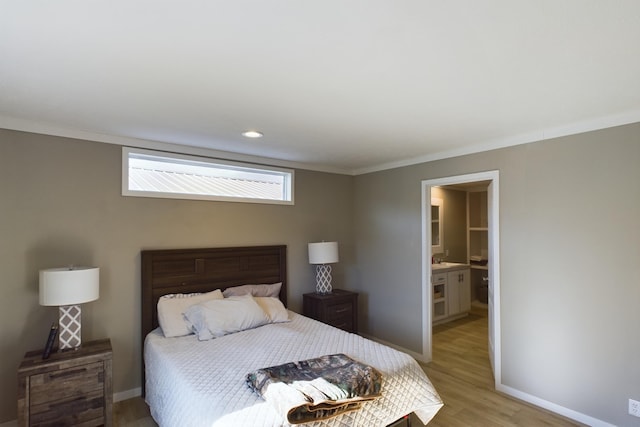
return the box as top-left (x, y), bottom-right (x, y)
top-left (39, 267), bottom-right (100, 306)
top-left (308, 242), bottom-right (339, 264)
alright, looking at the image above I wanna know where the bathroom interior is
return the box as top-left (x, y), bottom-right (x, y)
top-left (431, 181), bottom-right (490, 326)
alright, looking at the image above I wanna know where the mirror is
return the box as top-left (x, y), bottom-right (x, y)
top-left (431, 197), bottom-right (444, 254)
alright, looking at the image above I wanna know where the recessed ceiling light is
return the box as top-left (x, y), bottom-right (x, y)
top-left (242, 130), bottom-right (263, 138)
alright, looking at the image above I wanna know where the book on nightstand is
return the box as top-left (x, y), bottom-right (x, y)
top-left (42, 323), bottom-right (58, 359)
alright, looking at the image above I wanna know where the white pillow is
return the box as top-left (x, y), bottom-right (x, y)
top-left (157, 289), bottom-right (224, 338)
top-left (184, 294), bottom-right (270, 341)
top-left (254, 297), bottom-right (290, 323)
top-left (222, 282), bottom-right (282, 298)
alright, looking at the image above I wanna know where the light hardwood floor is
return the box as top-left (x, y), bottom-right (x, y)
top-left (114, 306), bottom-right (584, 426)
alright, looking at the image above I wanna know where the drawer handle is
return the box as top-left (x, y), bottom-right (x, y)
top-left (49, 367), bottom-right (88, 380)
top-left (335, 308), bottom-right (349, 314)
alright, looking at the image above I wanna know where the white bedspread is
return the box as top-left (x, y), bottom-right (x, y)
top-left (145, 312), bottom-right (442, 426)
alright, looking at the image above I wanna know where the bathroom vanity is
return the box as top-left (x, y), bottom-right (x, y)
top-left (431, 262), bottom-right (471, 324)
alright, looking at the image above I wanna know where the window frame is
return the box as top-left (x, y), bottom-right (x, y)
top-left (121, 147), bottom-right (294, 205)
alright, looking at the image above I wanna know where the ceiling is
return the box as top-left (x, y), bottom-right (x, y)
top-left (2, 1), bottom-right (640, 175)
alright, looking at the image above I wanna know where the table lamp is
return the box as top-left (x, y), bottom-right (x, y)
top-left (39, 266), bottom-right (100, 350)
top-left (308, 242), bottom-right (339, 294)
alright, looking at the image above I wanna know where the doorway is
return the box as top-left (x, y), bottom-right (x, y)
top-left (421, 171), bottom-right (501, 387)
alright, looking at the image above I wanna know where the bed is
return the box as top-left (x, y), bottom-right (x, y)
top-left (141, 245), bottom-right (443, 426)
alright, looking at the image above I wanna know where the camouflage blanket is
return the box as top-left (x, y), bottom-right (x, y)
top-left (246, 353), bottom-right (382, 424)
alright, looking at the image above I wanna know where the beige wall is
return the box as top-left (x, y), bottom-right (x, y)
top-left (0, 129), bottom-right (354, 422)
top-left (353, 123), bottom-right (640, 426)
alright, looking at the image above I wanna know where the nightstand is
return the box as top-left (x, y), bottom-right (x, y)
top-left (303, 289), bottom-right (358, 333)
top-left (17, 338), bottom-right (113, 427)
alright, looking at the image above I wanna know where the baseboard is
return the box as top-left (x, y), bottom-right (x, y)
top-left (114, 387), bottom-right (142, 402)
top-left (497, 383), bottom-right (616, 427)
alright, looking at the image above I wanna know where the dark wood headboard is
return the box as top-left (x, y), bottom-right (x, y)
top-left (140, 245), bottom-right (287, 392)
top-left (142, 245), bottom-right (287, 338)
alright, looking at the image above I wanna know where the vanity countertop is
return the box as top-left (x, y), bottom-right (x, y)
top-left (431, 262), bottom-right (470, 273)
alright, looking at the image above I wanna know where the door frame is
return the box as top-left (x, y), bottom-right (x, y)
top-left (421, 170), bottom-right (501, 387)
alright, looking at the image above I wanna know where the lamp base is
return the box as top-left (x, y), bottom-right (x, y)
top-left (315, 264), bottom-right (333, 294)
top-left (58, 305), bottom-right (82, 350)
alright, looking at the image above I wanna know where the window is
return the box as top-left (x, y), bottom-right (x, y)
top-left (122, 147), bottom-right (294, 204)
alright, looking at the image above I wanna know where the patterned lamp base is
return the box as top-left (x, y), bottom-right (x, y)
top-left (59, 305), bottom-right (82, 350)
top-left (315, 264), bottom-right (333, 294)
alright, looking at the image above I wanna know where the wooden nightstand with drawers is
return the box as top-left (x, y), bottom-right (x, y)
top-left (303, 289), bottom-right (358, 333)
top-left (17, 338), bottom-right (112, 427)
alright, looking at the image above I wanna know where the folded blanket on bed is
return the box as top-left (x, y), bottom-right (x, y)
top-left (246, 353), bottom-right (382, 424)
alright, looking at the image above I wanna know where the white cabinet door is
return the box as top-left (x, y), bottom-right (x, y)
top-left (447, 269), bottom-right (470, 316)
top-left (432, 273), bottom-right (448, 321)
